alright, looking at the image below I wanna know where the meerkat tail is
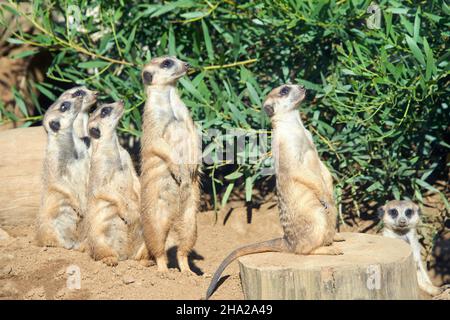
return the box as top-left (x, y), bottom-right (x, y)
top-left (205, 237), bottom-right (288, 300)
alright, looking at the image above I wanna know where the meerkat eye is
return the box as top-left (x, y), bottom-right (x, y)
top-left (388, 208), bottom-right (398, 218)
top-left (404, 209), bottom-right (413, 218)
top-left (279, 86), bottom-right (290, 96)
top-left (59, 101), bottom-right (71, 112)
top-left (100, 107), bottom-right (112, 118)
top-left (72, 90), bottom-right (86, 98)
top-left (161, 59), bottom-right (174, 69)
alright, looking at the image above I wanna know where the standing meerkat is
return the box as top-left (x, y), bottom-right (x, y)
top-left (140, 56), bottom-right (201, 273)
top-left (36, 94), bottom-right (85, 249)
top-left (206, 84), bottom-right (344, 299)
top-left (58, 87), bottom-right (98, 216)
top-left (67, 86), bottom-right (98, 153)
top-left (379, 200), bottom-right (445, 296)
top-left (84, 101), bottom-right (148, 266)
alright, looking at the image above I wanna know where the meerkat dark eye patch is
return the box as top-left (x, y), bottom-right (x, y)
top-left (81, 136), bottom-right (91, 148)
top-left (72, 90), bottom-right (86, 98)
top-left (100, 107), bottom-right (112, 118)
top-left (142, 71), bottom-right (153, 85)
top-left (89, 127), bottom-right (101, 139)
top-left (404, 208), bottom-right (413, 218)
top-left (377, 206), bottom-right (385, 218)
top-left (388, 208), bottom-right (398, 218)
top-left (59, 101), bottom-right (71, 112)
top-left (161, 59), bottom-right (174, 69)
top-left (263, 103), bottom-right (274, 117)
top-left (279, 86), bottom-right (291, 96)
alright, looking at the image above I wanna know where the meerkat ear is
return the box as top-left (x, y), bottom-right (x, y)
top-left (413, 203), bottom-right (421, 216)
top-left (377, 205), bottom-right (385, 218)
top-left (142, 71), bottom-right (153, 85)
top-left (263, 103), bottom-right (274, 117)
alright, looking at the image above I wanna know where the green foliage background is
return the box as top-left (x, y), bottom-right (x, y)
top-left (1, 0), bottom-right (449, 222)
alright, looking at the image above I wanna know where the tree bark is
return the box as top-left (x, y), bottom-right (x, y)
top-left (239, 232), bottom-right (419, 300)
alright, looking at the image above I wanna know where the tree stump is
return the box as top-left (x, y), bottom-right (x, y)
top-left (0, 126), bottom-right (46, 226)
top-left (238, 232), bottom-right (419, 300)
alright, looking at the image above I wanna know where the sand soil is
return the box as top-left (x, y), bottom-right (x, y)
top-left (0, 202), bottom-right (283, 300)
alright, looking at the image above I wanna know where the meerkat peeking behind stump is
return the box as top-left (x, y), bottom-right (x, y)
top-left (379, 200), bottom-right (444, 296)
top-left (36, 94), bottom-right (85, 249)
top-left (205, 84), bottom-right (344, 299)
top-left (140, 56), bottom-right (201, 273)
top-left (85, 101), bottom-right (148, 266)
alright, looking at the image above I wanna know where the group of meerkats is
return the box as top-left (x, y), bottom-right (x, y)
top-left (34, 56), bottom-right (446, 299)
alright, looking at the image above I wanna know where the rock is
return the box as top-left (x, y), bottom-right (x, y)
top-left (0, 127), bottom-right (46, 226)
top-left (0, 228), bottom-right (10, 241)
top-left (122, 275), bottom-right (135, 285)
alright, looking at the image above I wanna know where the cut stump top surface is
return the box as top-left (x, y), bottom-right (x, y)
top-left (239, 232), bottom-right (412, 269)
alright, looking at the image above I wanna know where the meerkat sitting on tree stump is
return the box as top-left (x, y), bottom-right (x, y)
top-left (140, 56), bottom-right (201, 273)
top-left (206, 84), bottom-right (344, 299)
top-left (84, 101), bottom-right (148, 266)
top-left (206, 85), bottom-right (343, 299)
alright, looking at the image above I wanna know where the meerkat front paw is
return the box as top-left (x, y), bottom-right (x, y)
top-left (333, 233), bottom-right (345, 242)
top-left (36, 230), bottom-right (62, 248)
top-left (101, 256), bottom-right (119, 266)
top-left (312, 246), bottom-right (343, 255)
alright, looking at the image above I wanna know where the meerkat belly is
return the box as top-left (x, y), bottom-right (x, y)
top-left (164, 121), bottom-right (195, 174)
top-left (106, 215), bottom-right (128, 260)
top-left (52, 202), bottom-right (80, 249)
top-left (276, 179), bottom-right (328, 248)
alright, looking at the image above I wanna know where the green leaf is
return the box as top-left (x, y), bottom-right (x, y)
top-left (221, 183), bottom-right (234, 207)
top-left (245, 176), bottom-right (253, 202)
top-left (201, 20), bottom-right (214, 61)
top-left (225, 171), bottom-right (243, 180)
top-left (405, 35), bottom-right (425, 66)
top-left (10, 50), bottom-right (38, 60)
top-left (12, 87), bottom-right (28, 117)
top-left (78, 60), bottom-right (111, 69)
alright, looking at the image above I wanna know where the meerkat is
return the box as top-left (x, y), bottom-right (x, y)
top-left (205, 84), bottom-right (344, 299)
top-left (140, 56), bottom-right (201, 273)
top-left (66, 86), bottom-right (98, 153)
top-left (36, 94), bottom-right (85, 249)
top-left (84, 101), bottom-right (148, 266)
top-left (379, 200), bottom-right (444, 296)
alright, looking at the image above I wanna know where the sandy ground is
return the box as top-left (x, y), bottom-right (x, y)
top-left (0, 202), bottom-right (283, 300)
top-left (1, 201), bottom-right (448, 300)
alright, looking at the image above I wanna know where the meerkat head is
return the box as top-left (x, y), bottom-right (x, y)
top-left (262, 84), bottom-right (306, 118)
top-left (141, 56), bottom-right (190, 86)
top-left (378, 200), bottom-right (420, 232)
top-left (88, 101), bottom-right (124, 140)
top-left (43, 96), bottom-right (83, 135)
top-left (59, 86), bottom-right (98, 112)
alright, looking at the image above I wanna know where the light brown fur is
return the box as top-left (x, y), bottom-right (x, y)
top-left (84, 101), bottom-right (148, 266)
top-left (140, 56), bottom-right (201, 273)
top-left (380, 200), bottom-right (445, 296)
top-left (206, 84), bottom-right (343, 299)
top-left (36, 94), bottom-right (85, 249)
